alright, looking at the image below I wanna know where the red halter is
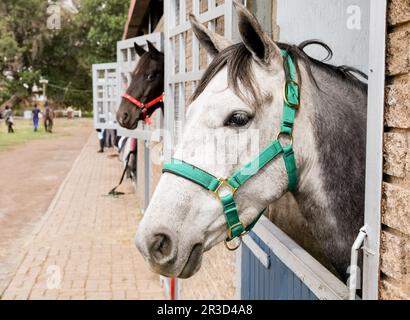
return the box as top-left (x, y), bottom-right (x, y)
top-left (121, 92), bottom-right (164, 125)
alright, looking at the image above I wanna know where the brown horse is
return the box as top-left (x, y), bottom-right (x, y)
top-left (116, 41), bottom-right (164, 129)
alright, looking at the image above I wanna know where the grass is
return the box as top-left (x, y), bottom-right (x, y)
top-left (0, 117), bottom-right (91, 152)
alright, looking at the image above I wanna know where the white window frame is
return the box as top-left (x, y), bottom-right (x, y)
top-left (92, 62), bottom-right (119, 129)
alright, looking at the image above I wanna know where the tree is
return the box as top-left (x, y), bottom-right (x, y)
top-left (0, 0), bottom-right (129, 111)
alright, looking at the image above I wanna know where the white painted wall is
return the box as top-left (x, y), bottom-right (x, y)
top-left (277, 0), bottom-right (370, 72)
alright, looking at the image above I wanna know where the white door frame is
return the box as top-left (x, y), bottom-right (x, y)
top-left (362, 0), bottom-right (387, 300)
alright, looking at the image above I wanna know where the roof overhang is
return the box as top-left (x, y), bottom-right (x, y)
top-left (122, 0), bottom-right (152, 39)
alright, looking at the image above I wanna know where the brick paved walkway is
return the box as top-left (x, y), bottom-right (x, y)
top-left (0, 135), bottom-right (165, 300)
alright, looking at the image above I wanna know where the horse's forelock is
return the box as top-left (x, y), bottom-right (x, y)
top-left (191, 43), bottom-right (263, 107)
top-left (133, 52), bottom-right (153, 75)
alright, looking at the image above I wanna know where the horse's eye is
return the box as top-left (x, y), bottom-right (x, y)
top-left (225, 111), bottom-right (251, 127)
top-left (146, 73), bottom-right (155, 81)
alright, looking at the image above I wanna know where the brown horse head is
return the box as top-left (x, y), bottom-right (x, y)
top-left (117, 41), bottom-right (164, 129)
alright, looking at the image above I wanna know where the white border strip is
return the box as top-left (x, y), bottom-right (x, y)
top-left (362, 0), bottom-right (387, 300)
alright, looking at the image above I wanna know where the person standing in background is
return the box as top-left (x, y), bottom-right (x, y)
top-left (32, 104), bottom-right (40, 132)
top-left (44, 101), bottom-right (54, 133)
top-left (104, 129), bottom-right (117, 149)
top-left (3, 106), bottom-right (14, 133)
top-left (96, 128), bottom-right (105, 153)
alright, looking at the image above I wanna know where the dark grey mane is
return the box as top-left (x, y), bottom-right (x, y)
top-left (191, 40), bottom-right (367, 105)
top-left (280, 40), bottom-right (368, 89)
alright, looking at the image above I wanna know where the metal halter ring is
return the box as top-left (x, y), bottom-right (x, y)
top-left (277, 132), bottom-right (293, 146)
top-left (213, 177), bottom-right (237, 200)
top-left (283, 80), bottom-right (300, 108)
top-left (224, 237), bottom-right (242, 251)
top-left (224, 224), bottom-right (250, 251)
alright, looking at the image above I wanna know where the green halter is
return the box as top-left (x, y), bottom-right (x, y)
top-left (162, 50), bottom-right (299, 250)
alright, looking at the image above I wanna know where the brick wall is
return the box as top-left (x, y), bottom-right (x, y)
top-left (379, 0), bottom-right (410, 300)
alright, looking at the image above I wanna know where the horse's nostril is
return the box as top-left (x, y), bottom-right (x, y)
top-left (149, 233), bottom-right (174, 264)
top-left (122, 112), bottom-right (129, 123)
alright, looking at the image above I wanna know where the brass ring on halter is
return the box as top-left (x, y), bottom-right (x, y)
top-left (213, 177), bottom-right (237, 200)
top-left (277, 132), bottom-right (293, 146)
top-left (224, 237), bottom-right (242, 251)
top-left (283, 80), bottom-right (300, 108)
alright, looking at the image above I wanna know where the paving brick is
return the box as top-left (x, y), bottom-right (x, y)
top-left (29, 289), bottom-right (46, 300)
top-left (0, 136), bottom-right (165, 300)
top-left (86, 291), bottom-right (112, 300)
top-left (1, 130), bottom-right (236, 301)
top-left (112, 290), bottom-right (126, 300)
top-left (180, 242), bottom-right (236, 299)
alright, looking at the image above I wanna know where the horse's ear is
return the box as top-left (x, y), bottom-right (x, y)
top-left (233, 1), bottom-right (279, 64)
top-left (134, 42), bottom-right (147, 57)
top-left (189, 13), bottom-right (232, 57)
top-left (146, 40), bottom-right (161, 56)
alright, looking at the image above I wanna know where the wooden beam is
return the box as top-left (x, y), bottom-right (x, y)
top-left (122, 0), bottom-right (152, 39)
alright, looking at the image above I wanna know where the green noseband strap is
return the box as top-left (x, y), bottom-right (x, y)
top-left (162, 50), bottom-right (299, 250)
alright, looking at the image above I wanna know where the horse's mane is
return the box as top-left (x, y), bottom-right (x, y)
top-left (279, 40), bottom-right (368, 85)
top-left (191, 40), bottom-right (367, 105)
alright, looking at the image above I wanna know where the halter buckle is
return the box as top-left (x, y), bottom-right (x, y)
top-left (213, 177), bottom-right (237, 200)
top-left (283, 80), bottom-right (300, 109)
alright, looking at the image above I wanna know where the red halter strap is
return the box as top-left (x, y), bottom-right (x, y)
top-left (122, 93), bottom-right (164, 110)
top-left (121, 93), bottom-right (164, 125)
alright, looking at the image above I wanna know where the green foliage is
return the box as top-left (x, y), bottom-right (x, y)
top-left (0, 0), bottom-right (130, 111)
top-left (81, 0), bottom-right (130, 63)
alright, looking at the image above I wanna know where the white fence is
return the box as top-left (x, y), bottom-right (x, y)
top-left (163, 0), bottom-right (240, 152)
